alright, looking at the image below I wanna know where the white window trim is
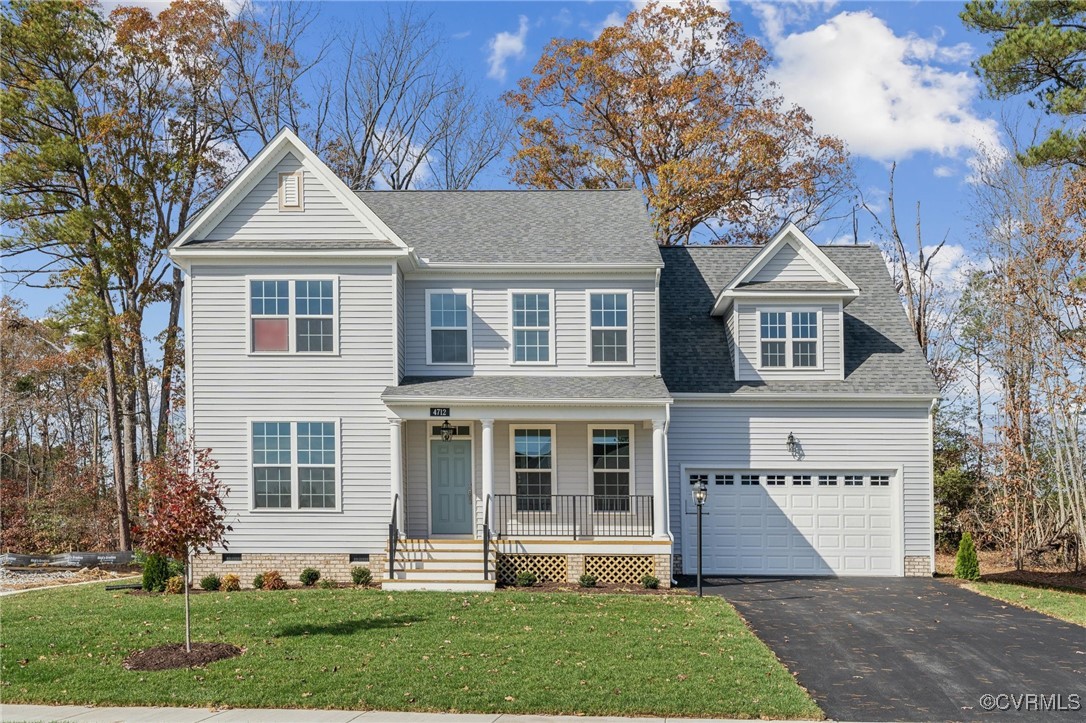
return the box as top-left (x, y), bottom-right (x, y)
top-left (509, 289), bottom-right (556, 366)
top-left (248, 418), bottom-right (342, 513)
top-left (246, 275), bottom-right (339, 356)
top-left (586, 289), bottom-right (634, 366)
top-left (509, 424), bottom-right (558, 505)
top-left (278, 170), bottom-right (304, 212)
top-left (425, 288), bottom-right (473, 366)
top-left (757, 306), bottom-right (823, 371)
top-left (587, 424), bottom-right (636, 509)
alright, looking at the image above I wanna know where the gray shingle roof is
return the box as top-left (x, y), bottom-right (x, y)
top-left (183, 238), bottom-right (397, 250)
top-left (358, 189), bottom-right (662, 266)
top-left (660, 245), bottom-right (938, 396)
top-left (383, 375), bottom-right (671, 402)
top-left (734, 280), bottom-right (850, 291)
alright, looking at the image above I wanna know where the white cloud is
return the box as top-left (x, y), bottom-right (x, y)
top-left (749, 0), bottom-right (837, 44)
top-left (452, 30), bottom-right (471, 40)
top-left (933, 165), bottom-right (955, 178)
top-left (770, 11), bottom-right (1000, 162)
top-left (486, 15), bottom-right (529, 82)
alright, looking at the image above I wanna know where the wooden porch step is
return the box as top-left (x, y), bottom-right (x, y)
top-left (380, 578), bottom-right (495, 592)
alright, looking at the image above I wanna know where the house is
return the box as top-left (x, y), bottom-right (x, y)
top-left (169, 130), bottom-right (938, 591)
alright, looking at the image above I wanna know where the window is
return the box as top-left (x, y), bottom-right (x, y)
top-left (870, 474), bottom-right (890, 487)
top-left (279, 171), bottom-right (304, 211)
top-left (689, 473), bottom-right (708, 486)
top-left (250, 279), bottom-right (336, 354)
top-left (759, 309), bottom-right (820, 369)
top-left (589, 291), bottom-right (630, 363)
top-left (252, 421), bottom-right (338, 510)
top-left (715, 474), bottom-right (733, 486)
top-left (428, 291), bottom-right (470, 364)
top-left (844, 475), bottom-right (864, 486)
top-left (766, 474), bottom-right (786, 486)
top-left (741, 474), bottom-right (760, 486)
top-left (792, 474), bottom-right (812, 486)
top-left (591, 427), bottom-right (632, 511)
top-left (511, 292), bottom-right (553, 363)
top-left (818, 475), bottom-right (838, 486)
top-left (513, 428), bottom-right (553, 511)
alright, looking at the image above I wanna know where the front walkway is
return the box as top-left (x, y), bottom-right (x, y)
top-left (2, 705), bottom-right (760, 723)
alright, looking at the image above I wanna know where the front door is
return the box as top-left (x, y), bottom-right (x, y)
top-left (430, 439), bottom-right (473, 535)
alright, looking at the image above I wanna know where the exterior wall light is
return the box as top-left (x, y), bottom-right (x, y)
top-left (440, 420), bottom-right (454, 442)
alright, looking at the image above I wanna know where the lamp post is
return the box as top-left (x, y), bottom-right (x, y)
top-left (691, 479), bottom-right (707, 596)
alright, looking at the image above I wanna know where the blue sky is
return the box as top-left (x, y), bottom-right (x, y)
top-left (7, 0), bottom-right (1021, 318)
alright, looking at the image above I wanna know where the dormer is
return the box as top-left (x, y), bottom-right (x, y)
top-left (712, 224), bottom-right (861, 382)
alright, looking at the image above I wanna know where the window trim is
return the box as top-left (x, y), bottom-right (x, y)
top-left (248, 418), bottom-right (342, 513)
top-left (587, 424), bottom-right (636, 512)
top-left (586, 289), bottom-right (634, 366)
top-left (425, 288), bottom-right (473, 366)
top-left (508, 289), bottom-right (556, 366)
top-left (509, 424), bottom-right (558, 511)
top-left (278, 170), bottom-right (304, 212)
top-left (246, 275), bottom-right (339, 356)
top-left (756, 306), bottom-right (823, 371)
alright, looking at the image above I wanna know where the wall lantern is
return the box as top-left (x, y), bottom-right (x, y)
top-left (787, 432), bottom-right (800, 458)
top-left (691, 478), bottom-right (707, 597)
top-left (440, 420), bottom-right (454, 442)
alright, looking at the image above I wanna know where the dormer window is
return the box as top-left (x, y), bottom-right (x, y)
top-left (278, 170), bottom-right (304, 211)
top-left (759, 309), bottom-right (820, 369)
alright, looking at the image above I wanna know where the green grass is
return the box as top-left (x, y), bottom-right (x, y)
top-left (0, 584), bottom-right (820, 719)
top-left (968, 581), bottom-right (1086, 626)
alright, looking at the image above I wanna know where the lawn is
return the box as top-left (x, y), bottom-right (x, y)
top-left (0, 584), bottom-right (821, 719)
top-left (967, 581), bottom-right (1086, 626)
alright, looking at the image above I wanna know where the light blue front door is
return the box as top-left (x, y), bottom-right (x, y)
top-left (431, 439), bottom-right (473, 535)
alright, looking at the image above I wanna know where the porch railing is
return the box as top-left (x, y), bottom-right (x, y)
top-left (492, 494), bottom-right (654, 539)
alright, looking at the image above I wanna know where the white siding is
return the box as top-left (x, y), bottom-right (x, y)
top-left (750, 243), bottom-right (824, 283)
top-left (203, 153), bottom-right (382, 242)
top-left (734, 302), bottom-right (843, 381)
top-left (667, 402), bottom-right (933, 560)
top-left (403, 277), bottom-right (658, 376)
top-left (189, 263), bottom-right (395, 553)
top-left (396, 267), bottom-right (406, 382)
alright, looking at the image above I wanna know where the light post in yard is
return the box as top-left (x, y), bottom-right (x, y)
top-left (691, 479), bottom-right (707, 596)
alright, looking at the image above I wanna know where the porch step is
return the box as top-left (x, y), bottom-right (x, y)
top-left (380, 578), bottom-right (496, 592)
top-left (385, 537), bottom-right (495, 590)
top-left (395, 558), bottom-right (487, 572)
top-left (389, 568), bottom-right (488, 581)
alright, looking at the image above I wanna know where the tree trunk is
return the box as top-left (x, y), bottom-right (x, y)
top-left (101, 335), bottom-right (131, 550)
top-left (156, 268), bottom-right (184, 456)
top-left (184, 555), bottom-right (191, 653)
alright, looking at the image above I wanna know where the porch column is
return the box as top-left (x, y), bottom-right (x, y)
top-left (389, 418), bottom-right (404, 530)
top-left (652, 420), bottom-right (670, 540)
top-left (481, 418), bottom-right (495, 529)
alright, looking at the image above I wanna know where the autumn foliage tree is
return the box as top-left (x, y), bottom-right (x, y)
top-left (506, 0), bottom-right (852, 244)
top-left (138, 435), bottom-right (230, 652)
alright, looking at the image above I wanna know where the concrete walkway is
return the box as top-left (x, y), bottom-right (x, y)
top-left (2, 705), bottom-right (760, 723)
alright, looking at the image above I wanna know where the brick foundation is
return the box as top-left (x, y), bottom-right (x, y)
top-left (672, 553), bottom-right (683, 577)
top-left (653, 554), bottom-right (672, 587)
top-left (191, 552), bottom-right (387, 588)
top-left (566, 554), bottom-right (585, 582)
top-left (904, 555), bottom-right (932, 577)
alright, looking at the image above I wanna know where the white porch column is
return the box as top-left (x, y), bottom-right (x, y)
top-left (652, 420), bottom-right (670, 540)
top-left (389, 418), bottom-right (404, 530)
top-left (481, 419), bottom-right (495, 529)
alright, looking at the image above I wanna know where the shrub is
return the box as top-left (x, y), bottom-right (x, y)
top-left (142, 553), bottom-right (170, 592)
top-left (199, 574), bottom-right (221, 591)
top-left (578, 573), bottom-right (597, 588)
top-left (515, 570), bottom-right (537, 587)
top-left (261, 570), bottom-right (287, 590)
top-left (252, 573), bottom-right (264, 590)
top-left (641, 574), bottom-right (660, 589)
top-left (351, 566), bottom-right (372, 586)
top-left (318, 578), bottom-right (337, 589)
top-left (221, 574), bottom-right (240, 592)
top-left (164, 575), bottom-right (185, 594)
top-left (954, 531), bottom-right (980, 581)
top-left (299, 567), bottom-right (321, 586)
top-left (166, 557), bottom-right (185, 579)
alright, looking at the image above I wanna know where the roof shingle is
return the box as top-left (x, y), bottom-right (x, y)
top-left (383, 375), bottom-right (671, 402)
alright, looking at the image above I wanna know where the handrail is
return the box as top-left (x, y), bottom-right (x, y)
top-left (482, 494), bottom-right (492, 581)
top-left (492, 494), bottom-right (654, 538)
top-left (388, 494), bottom-right (399, 579)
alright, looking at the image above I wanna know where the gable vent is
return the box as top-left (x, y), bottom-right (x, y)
top-left (279, 171), bottom-right (303, 211)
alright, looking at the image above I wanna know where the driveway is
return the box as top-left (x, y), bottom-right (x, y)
top-left (708, 577), bottom-right (1085, 721)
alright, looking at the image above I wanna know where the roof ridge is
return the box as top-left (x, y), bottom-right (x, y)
top-left (659, 243), bottom-right (878, 250)
top-left (355, 187), bottom-right (638, 194)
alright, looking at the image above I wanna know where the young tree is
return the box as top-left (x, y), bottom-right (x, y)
top-left (506, 0), bottom-right (852, 244)
top-left (138, 435), bottom-right (230, 652)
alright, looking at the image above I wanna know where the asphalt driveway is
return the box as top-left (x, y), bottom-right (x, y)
top-left (708, 577), bottom-right (1085, 721)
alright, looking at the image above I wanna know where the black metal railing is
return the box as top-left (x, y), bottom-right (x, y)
top-left (482, 494), bottom-right (492, 581)
top-left (388, 494), bottom-right (399, 574)
top-left (492, 494), bottom-right (654, 539)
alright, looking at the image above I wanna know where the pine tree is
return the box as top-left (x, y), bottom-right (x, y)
top-left (954, 531), bottom-right (981, 581)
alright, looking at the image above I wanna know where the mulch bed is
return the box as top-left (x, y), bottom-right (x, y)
top-left (936, 550), bottom-right (1086, 591)
top-left (123, 642), bottom-right (243, 671)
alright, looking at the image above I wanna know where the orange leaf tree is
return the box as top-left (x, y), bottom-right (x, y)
top-left (506, 0), bottom-right (852, 245)
top-left (138, 434), bottom-right (230, 651)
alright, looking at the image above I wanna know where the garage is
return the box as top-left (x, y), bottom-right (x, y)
top-left (680, 470), bottom-right (901, 576)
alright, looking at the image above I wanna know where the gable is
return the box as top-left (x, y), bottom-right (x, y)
top-left (749, 242), bottom-right (825, 283)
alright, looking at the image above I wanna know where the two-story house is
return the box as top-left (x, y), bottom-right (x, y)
top-left (169, 130), bottom-right (937, 590)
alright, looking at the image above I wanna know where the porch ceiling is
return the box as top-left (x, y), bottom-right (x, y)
top-left (382, 375), bottom-right (671, 406)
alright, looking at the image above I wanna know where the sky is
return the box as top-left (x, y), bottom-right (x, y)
top-left (6, 0), bottom-right (1024, 320)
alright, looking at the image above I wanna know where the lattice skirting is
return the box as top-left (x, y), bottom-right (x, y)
top-left (496, 554), bottom-right (568, 584)
top-left (584, 555), bottom-right (654, 584)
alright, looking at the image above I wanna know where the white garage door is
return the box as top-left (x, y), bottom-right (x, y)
top-left (681, 471), bottom-right (900, 576)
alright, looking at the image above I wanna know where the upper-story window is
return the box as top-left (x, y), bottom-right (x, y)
top-left (759, 309), bottom-right (820, 369)
top-left (250, 278), bottom-right (336, 354)
top-left (427, 290), bottom-right (471, 364)
top-left (588, 291), bottom-right (631, 364)
top-left (511, 291), bottom-right (554, 364)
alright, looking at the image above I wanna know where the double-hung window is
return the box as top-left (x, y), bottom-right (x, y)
top-left (252, 421), bottom-right (338, 510)
top-left (590, 427), bottom-right (632, 512)
top-left (513, 427), bottom-right (554, 512)
top-left (759, 309), bottom-right (820, 369)
top-left (427, 290), bottom-right (471, 364)
top-left (589, 291), bottom-right (631, 364)
top-left (511, 291), bottom-right (553, 364)
top-left (250, 279), bottom-right (336, 354)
